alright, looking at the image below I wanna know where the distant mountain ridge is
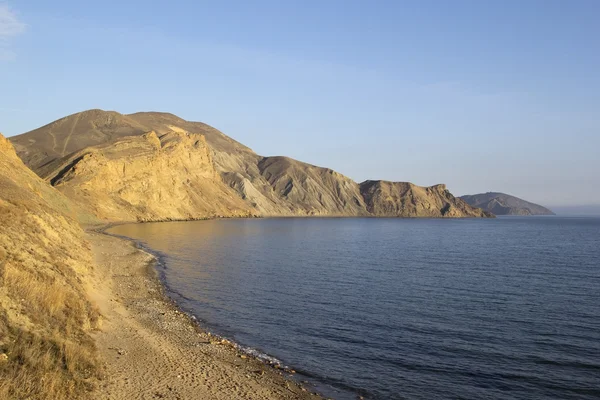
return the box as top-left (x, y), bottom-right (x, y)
top-left (9, 109), bottom-right (493, 221)
top-left (461, 192), bottom-right (554, 216)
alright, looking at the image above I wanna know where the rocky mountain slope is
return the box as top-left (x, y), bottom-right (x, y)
top-left (37, 129), bottom-right (254, 222)
top-left (0, 133), bottom-right (99, 399)
top-left (361, 181), bottom-right (492, 217)
top-left (460, 192), bottom-right (554, 216)
top-left (10, 109), bottom-right (492, 219)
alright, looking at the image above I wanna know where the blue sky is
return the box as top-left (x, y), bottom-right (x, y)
top-left (1, 1), bottom-right (598, 207)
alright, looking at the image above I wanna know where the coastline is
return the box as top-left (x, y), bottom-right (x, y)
top-left (86, 216), bottom-right (494, 399)
top-left (86, 227), bottom-right (325, 400)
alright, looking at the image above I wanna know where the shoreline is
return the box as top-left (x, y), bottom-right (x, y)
top-left (99, 224), bottom-right (292, 368)
top-left (88, 213), bottom-right (495, 236)
top-left (90, 216), bottom-right (492, 399)
top-left (86, 225), bottom-right (326, 400)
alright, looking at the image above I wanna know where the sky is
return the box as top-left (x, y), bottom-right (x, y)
top-left (0, 1), bottom-right (598, 208)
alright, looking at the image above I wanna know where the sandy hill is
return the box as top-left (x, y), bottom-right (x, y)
top-left (0, 133), bottom-right (99, 399)
top-left (461, 192), bottom-right (554, 216)
top-left (10, 109), bottom-right (492, 219)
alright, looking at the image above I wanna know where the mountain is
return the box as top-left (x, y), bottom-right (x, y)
top-left (460, 192), bottom-right (555, 216)
top-left (361, 181), bottom-right (492, 217)
top-left (37, 129), bottom-right (254, 222)
top-left (10, 110), bottom-right (149, 171)
top-left (10, 109), bottom-right (492, 220)
top-left (0, 133), bottom-right (98, 398)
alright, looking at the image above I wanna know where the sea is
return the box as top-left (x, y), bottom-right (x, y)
top-left (108, 216), bottom-right (600, 400)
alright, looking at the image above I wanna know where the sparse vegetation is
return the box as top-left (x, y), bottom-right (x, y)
top-left (0, 317), bottom-right (97, 399)
top-left (0, 134), bottom-right (100, 399)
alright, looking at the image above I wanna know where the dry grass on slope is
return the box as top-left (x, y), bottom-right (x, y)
top-left (0, 134), bottom-right (100, 399)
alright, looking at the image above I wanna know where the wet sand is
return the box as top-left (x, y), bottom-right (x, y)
top-left (86, 230), bottom-right (324, 400)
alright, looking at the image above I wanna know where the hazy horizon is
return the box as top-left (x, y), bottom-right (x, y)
top-left (1, 1), bottom-right (598, 208)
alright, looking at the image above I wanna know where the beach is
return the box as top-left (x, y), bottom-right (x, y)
top-left (86, 230), bottom-right (322, 400)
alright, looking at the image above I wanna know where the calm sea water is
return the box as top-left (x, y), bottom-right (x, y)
top-left (109, 217), bottom-right (600, 399)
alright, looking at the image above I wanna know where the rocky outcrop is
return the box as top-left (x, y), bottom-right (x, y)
top-left (0, 133), bottom-right (99, 399)
top-left (10, 109), bottom-right (494, 219)
top-left (460, 192), bottom-right (554, 216)
top-left (37, 129), bottom-right (254, 222)
top-left (360, 181), bottom-right (493, 218)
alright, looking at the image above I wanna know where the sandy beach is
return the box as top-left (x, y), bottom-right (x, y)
top-left (86, 230), bottom-right (323, 400)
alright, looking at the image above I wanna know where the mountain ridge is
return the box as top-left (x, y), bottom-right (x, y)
top-left (461, 192), bottom-right (554, 216)
top-left (10, 109), bottom-right (493, 221)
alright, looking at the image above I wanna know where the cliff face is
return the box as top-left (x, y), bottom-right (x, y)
top-left (119, 112), bottom-right (369, 216)
top-left (38, 129), bottom-right (254, 222)
top-left (10, 109), bottom-right (493, 219)
top-left (461, 192), bottom-right (555, 216)
top-left (360, 181), bottom-right (493, 218)
top-left (0, 134), bottom-right (99, 399)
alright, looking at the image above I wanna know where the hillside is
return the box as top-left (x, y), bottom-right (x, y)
top-left (0, 133), bottom-right (99, 399)
top-left (460, 192), bottom-right (555, 216)
top-left (10, 109), bottom-right (492, 219)
top-left (10, 110), bottom-right (149, 171)
top-left (37, 129), bottom-right (254, 222)
top-left (361, 181), bottom-right (493, 218)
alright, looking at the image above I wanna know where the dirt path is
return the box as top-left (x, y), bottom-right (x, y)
top-left (61, 111), bottom-right (80, 156)
top-left (86, 232), bottom-right (322, 400)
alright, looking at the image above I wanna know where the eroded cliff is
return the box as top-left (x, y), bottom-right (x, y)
top-left (360, 181), bottom-right (493, 218)
top-left (38, 129), bottom-right (254, 222)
